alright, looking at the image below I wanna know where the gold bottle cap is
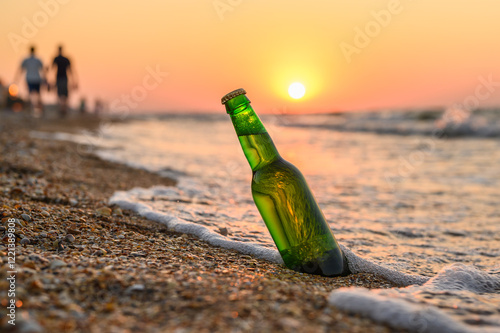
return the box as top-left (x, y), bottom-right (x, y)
top-left (221, 88), bottom-right (247, 104)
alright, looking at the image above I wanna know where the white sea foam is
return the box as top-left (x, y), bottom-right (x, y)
top-left (341, 245), bottom-right (430, 286)
top-left (329, 288), bottom-right (473, 333)
top-left (110, 185), bottom-right (431, 287)
top-left (329, 264), bottom-right (500, 333)
top-left (423, 264), bottom-right (500, 293)
top-left (110, 187), bottom-right (283, 264)
top-left (287, 108), bottom-right (500, 137)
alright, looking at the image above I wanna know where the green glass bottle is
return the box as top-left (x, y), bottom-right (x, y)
top-left (222, 88), bottom-right (349, 276)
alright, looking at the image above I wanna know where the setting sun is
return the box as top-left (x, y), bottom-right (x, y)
top-left (288, 82), bottom-right (306, 99)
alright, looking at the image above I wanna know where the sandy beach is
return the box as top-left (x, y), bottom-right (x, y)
top-left (3, 1), bottom-right (500, 331)
top-left (0, 112), bottom-right (403, 333)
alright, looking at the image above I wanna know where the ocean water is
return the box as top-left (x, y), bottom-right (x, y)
top-left (34, 109), bottom-right (500, 332)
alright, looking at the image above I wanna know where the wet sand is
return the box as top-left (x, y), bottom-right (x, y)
top-left (0, 111), bottom-right (405, 332)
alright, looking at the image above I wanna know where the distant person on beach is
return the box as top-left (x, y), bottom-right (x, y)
top-left (79, 97), bottom-right (87, 114)
top-left (94, 98), bottom-right (103, 115)
top-left (13, 46), bottom-right (44, 116)
top-left (52, 45), bottom-right (77, 117)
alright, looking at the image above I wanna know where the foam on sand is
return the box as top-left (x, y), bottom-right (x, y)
top-left (110, 187), bottom-right (283, 264)
top-left (340, 245), bottom-right (430, 286)
top-left (110, 186), bottom-right (431, 287)
top-left (329, 264), bottom-right (500, 333)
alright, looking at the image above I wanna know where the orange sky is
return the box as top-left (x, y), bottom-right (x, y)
top-left (1, 0), bottom-right (500, 113)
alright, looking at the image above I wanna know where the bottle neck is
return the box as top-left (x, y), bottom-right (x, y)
top-left (226, 96), bottom-right (280, 170)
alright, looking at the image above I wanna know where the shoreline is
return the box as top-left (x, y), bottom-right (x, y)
top-left (0, 111), bottom-right (404, 332)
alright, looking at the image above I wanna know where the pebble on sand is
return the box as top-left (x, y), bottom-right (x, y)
top-left (219, 227), bottom-right (229, 236)
top-left (20, 238), bottom-right (31, 245)
top-left (126, 284), bottom-right (145, 294)
top-left (64, 234), bottom-right (76, 243)
top-left (50, 259), bottom-right (67, 269)
top-left (94, 248), bottom-right (107, 256)
top-left (96, 207), bottom-right (112, 217)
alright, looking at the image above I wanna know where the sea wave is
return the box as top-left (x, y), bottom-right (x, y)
top-left (329, 264), bottom-right (500, 333)
top-left (282, 108), bottom-right (500, 137)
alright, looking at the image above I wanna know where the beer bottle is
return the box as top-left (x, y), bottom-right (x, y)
top-left (222, 88), bottom-right (349, 276)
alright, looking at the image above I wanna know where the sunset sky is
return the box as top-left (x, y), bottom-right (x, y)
top-left (2, 0), bottom-right (500, 113)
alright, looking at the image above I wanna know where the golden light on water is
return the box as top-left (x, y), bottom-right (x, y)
top-left (8, 84), bottom-right (19, 97)
top-left (288, 82), bottom-right (306, 99)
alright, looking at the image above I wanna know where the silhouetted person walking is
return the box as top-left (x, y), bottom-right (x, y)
top-left (52, 45), bottom-right (77, 117)
top-left (14, 46), bottom-right (44, 117)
